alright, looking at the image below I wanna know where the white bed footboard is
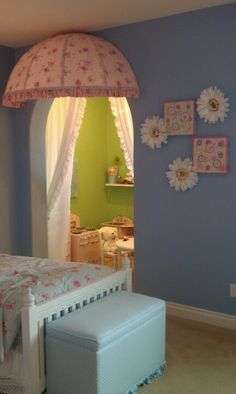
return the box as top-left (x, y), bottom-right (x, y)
top-left (21, 262), bottom-right (132, 394)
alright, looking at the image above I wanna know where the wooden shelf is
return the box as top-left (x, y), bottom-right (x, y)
top-left (105, 183), bottom-right (134, 188)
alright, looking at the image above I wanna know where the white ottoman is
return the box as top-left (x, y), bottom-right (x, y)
top-left (46, 291), bottom-right (166, 394)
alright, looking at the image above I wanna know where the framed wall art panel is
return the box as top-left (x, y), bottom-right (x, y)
top-left (164, 100), bottom-right (195, 136)
top-left (193, 136), bottom-right (229, 174)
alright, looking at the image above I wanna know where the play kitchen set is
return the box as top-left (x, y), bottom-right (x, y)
top-left (70, 216), bottom-right (134, 265)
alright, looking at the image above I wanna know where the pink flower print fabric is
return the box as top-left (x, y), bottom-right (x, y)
top-left (0, 254), bottom-right (114, 362)
top-left (2, 33), bottom-right (139, 108)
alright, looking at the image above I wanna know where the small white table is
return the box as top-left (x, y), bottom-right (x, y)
top-left (116, 237), bottom-right (134, 269)
top-left (116, 237), bottom-right (134, 252)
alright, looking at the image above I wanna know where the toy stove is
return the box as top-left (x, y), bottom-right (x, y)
top-left (71, 230), bottom-right (101, 264)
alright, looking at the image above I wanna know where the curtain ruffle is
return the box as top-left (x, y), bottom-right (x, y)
top-left (109, 97), bottom-right (134, 176)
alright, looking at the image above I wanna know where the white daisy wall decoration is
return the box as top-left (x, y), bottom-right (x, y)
top-left (166, 157), bottom-right (199, 192)
top-left (196, 86), bottom-right (230, 124)
top-left (140, 116), bottom-right (168, 149)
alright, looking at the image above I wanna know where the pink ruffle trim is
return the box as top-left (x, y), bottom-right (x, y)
top-left (2, 86), bottom-right (140, 108)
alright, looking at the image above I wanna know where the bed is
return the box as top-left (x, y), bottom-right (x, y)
top-left (0, 253), bottom-right (132, 394)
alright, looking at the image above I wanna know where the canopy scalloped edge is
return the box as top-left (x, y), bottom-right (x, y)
top-left (2, 86), bottom-right (139, 108)
top-left (2, 33), bottom-right (140, 108)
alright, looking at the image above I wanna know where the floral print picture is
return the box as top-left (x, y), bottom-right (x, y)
top-left (193, 137), bottom-right (229, 173)
top-left (164, 100), bottom-right (195, 135)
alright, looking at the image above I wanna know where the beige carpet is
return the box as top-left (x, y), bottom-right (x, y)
top-left (138, 316), bottom-right (236, 394)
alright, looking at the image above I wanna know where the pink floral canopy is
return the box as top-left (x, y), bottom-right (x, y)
top-left (2, 33), bottom-right (139, 108)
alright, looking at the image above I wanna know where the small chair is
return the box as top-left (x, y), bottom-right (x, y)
top-left (98, 226), bottom-right (119, 269)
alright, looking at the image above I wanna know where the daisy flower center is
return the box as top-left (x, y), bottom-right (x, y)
top-left (150, 127), bottom-right (160, 137)
top-left (176, 168), bottom-right (188, 180)
top-left (208, 98), bottom-right (219, 112)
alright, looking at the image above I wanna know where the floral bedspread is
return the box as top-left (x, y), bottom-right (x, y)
top-left (0, 253), bottom-right (115, 362)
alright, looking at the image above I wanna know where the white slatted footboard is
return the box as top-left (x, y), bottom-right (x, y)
top-left (21, 262), bottom-right (132, 394)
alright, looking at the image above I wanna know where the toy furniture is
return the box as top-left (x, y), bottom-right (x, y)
top-left (116, 236), bottom-right (134, 269)
top-left (71, 230), bottom-right (102, 264)
top-left (101, 216), bottom-right (134, 238)
top-left (99, 226), bottom-right (119, 268)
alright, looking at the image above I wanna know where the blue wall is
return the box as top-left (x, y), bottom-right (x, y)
top-left (8, 4), bottom-right (236, 315)
top-left (0, 46), bottom-right (15, 253)
top-left (98, 4), bottom-right (236, 315)
top-left (14, 103), bottom-right (35, 255)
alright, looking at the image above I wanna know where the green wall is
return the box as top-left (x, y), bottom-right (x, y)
top-left (70, 97), bottom-right (134, 229)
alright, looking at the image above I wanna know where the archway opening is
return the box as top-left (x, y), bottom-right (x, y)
top-left (30, 97), bottom-right (134, 269)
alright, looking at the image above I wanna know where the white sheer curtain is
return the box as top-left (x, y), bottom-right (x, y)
top-left (46, 97), bottom-right (86, 261)
top-left (109, 97), bottom-right (134, 176)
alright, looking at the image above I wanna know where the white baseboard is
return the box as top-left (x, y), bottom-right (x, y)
top-left (166, 301), bottom-right (236, 330)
